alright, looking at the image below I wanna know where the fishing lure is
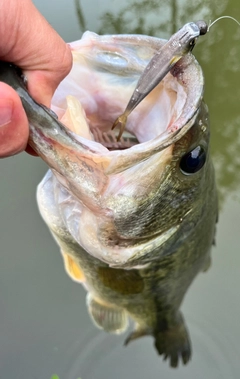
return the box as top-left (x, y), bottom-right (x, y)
top-left (112, 21), bottom-right (208, 140)
top-left (112, 16), bottom-right (240, 141)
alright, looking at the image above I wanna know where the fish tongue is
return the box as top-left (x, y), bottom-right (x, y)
top-left (60, 95), bottom-right (94, 140)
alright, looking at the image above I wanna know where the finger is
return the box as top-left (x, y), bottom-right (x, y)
top-left (0, 82), bottom-right (29, 158)
top-left (1, 0), bottom-right (72, 107)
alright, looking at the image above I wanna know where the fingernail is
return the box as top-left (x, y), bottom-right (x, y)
top-left (0, 99), bottom-right (13, 127)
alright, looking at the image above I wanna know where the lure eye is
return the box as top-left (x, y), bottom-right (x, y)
top-left (180, 145), bottom-right (206, 175)
top-left (195, 20), bottom-right (208, 35)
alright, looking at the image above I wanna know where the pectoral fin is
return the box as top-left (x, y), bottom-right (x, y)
top-left (62, 252), bottom-right (85, 282)
top-left (124, 326), bottom-right (151, 345)
top-left (86, 294), bottom-right (128, 334)
top-left (202, 253), bottom-right (211, 272)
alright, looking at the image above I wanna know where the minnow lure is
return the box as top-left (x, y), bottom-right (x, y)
top-left (112, 21), bottom-right (208, 140)
top-left (112, 15), bottom-right (240, 140)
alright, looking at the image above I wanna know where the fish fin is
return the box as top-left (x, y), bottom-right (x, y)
top-left (154, 314), bottom-right (191, 368)
top-left (124, 326), bottom-right (151, 345)
top-left (86, 293), bottom-right (129, 334)
top-left (125, 313), bottom-right (191, 368)
top-left (62, 252), bottom-right (85, 282)
top-left (212, 218), bottom-right (218, 246)
top-left (202, 253), bottom-right (211, 272)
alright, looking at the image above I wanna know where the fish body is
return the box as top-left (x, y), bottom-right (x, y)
top-left (0, 31), bottom-right (217, 367)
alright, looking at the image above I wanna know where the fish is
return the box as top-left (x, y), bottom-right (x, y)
top-left (0, 30), bottom-right (218, 367)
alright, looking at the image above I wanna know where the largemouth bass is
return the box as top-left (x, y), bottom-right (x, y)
top-left (0, 31), bottom-right (217, 367)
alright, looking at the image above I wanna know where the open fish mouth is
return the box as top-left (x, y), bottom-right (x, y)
top-left (51, 32), bottom-right (204, 163)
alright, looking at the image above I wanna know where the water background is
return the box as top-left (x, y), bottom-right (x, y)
top-left (1, 1), bottom-right (240, 378)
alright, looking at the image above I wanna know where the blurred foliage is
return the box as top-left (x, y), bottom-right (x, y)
top-left (75, 0), bottom-right (228, 37)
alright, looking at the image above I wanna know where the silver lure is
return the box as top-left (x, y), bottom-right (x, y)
top-left (112, 21), bottom-right (208, 140)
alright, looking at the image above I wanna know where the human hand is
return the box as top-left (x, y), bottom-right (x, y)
top-left (0, 0), bottom-right (72, 158)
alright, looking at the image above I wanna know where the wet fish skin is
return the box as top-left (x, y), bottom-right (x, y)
top-left (39, 101), bottom-right (217, 367)
top-left (0, 32), bottom-right (217, 368)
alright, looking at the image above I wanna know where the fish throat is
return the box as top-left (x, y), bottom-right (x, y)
top-left (91, 127), bottom-right (139, 150)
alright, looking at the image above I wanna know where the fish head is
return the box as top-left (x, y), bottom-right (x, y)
top-left (35, 32), bottom-right (212, 268)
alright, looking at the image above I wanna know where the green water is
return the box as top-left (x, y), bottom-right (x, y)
top-left (0, 1), bottom-right (240, 378)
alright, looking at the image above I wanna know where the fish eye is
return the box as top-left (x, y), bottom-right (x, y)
top-left (180, 145), bottom-right (206, 175)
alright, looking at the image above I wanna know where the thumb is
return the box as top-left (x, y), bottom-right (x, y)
top-left (0, 82), bottom-right (29, 157)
